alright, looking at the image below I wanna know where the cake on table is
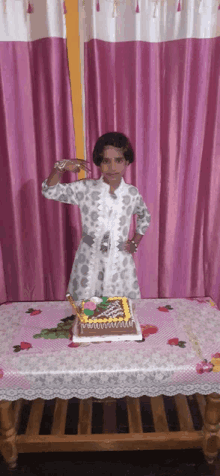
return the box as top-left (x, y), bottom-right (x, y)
top-left (66, 294), bottom-right (142, 343)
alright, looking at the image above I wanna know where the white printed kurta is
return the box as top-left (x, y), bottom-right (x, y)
top-left (42, 177), bottom-right (151, 300)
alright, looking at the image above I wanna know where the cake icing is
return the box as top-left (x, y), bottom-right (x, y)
top-left (81, 296), bottom-right (131, 324)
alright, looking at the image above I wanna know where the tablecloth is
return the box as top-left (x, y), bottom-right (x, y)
top-left (0, 297), bottom-right (220, 400)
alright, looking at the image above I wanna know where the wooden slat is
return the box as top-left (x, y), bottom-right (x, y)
top-left (17, 430), bottom-right (203, 453)
top-left (13, 399), bottom-right (24, 433)
top-left (51, 399), bottom-right (68, 435)
top-left (195, 394), bottom-right (206, 421)
top-left (78, 399), bottom-right (92, 435)
top-left (93, 397), bottom-right (116, 404)
top-left (103, 400), bottom-right (117, 434)
top-left (25, 399), bottom-right (45, 436)
top-left (174, 395), bottom-right (194, 431)
top-left (150, 396), bottom-right (169, 432)
top-left (126, 397), bottom-right (142, 433)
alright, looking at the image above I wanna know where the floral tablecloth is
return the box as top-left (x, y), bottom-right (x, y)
top-left (0, 297), bottom-right (220, 400)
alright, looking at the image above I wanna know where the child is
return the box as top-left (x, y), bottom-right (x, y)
top-left (42, 132), bottom-right (151, 300)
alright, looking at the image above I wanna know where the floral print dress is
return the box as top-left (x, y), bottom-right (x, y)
top-left (42, 176), bottom-right (151, 300)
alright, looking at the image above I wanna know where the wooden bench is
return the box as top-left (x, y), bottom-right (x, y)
top-left (1, 393), bottom-right (220, 469)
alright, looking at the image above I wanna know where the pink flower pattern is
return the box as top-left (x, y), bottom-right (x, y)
top-left (26, 308), bottom-right (42, 316)
top-left (168, 338), bottom-right (179, 346)
top-left (196, 360), bottom-right (213, 374)
top-left (141, 325), bottom-right (158, 338)
top-left (167, 338), bottom-right (186, 348)
top-left (212, 352), bottom-right (220, 358)
top-left (84, 301), bottom-right (96, 311)
top-left (20, 342), bottom-right (32, 350)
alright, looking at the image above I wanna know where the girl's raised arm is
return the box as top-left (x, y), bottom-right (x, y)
top-left (46, 159), bottom-right (91, 186)
top-left (42, 159), bottom-right (91, 206)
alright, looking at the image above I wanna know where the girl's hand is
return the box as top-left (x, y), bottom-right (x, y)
top-left (123, 240), bottom-right (137, 254)
top-left (55, 159), bottom-right (91, 174)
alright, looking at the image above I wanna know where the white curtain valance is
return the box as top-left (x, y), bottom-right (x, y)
top-left (0, 0), bottom-right (66, 42)
top-left (80, 0), bottom-right (220, 42)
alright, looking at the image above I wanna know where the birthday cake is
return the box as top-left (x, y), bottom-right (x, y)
top-left (69, 296), bottom-right (142, 343)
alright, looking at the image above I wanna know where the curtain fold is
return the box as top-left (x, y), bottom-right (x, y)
top-left (1, 1), bottom-right (77, 302)
top-left (81, 1), bottom-right (220, 305)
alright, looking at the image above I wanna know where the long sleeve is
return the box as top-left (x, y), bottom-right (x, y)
top-left (42, 179), bottom-right (81, 206)
top-left (133, 194), bottom-right (151, 235)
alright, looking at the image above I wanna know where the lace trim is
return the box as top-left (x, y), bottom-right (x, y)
top-left (2, 383), bottom-right (220, 401)
top-left (103, 180), bottom-right (125, 295)
top-left (172, 303), bottom-right (204, 360)
top-left (183, 325), bottom-right (203, 360)
top-left (84, 179), bottom-right (104, 298)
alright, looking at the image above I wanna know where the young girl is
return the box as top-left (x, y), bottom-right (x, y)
top-left (42, 132), bottom-right (151, 300)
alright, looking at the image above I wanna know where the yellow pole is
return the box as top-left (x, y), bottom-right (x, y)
top-left (65, 0), bottom-right (85, 179)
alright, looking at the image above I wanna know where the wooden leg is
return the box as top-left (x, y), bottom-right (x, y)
top-left (203, 393), bottom-right (220, 464)
top-left (0, 400), bottom-right (18, 469)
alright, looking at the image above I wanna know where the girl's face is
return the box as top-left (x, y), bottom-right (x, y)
top-left (100, 146), bottom-right (129, 185)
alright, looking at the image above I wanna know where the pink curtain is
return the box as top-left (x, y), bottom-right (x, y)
top-left (84, 36), bottom-right (220, 306)
top-left (2, 1), bottom-right (220, 308)
top-left (0, 35), bottom-right (78, 303)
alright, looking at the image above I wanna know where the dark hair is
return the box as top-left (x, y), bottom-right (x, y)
top-left (92, 132), bottom-right (134, 166)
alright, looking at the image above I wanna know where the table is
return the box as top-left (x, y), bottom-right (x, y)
top-left (0, 297), bottom-right (220, 469)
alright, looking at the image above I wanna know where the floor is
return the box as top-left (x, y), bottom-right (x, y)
top-left (0, 396), bottom-right (220, 476)
top-left (1, 449), bottom-right (220, 476)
